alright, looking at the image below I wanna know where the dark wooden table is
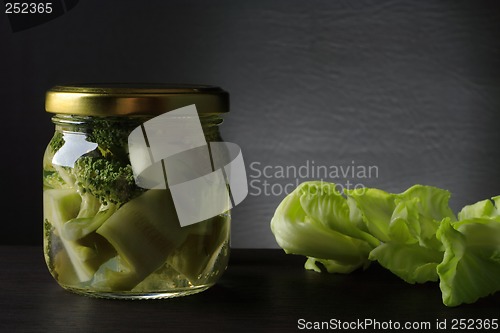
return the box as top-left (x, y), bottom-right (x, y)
top-left (1, 246), bottom-right (498, 332)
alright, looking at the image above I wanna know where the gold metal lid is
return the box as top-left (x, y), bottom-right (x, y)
top-left (45, 83), bottom-right (229, 116)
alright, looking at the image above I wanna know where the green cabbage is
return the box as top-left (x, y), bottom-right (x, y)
top-left (270, 181), bottom-right (500, 306)
top-left (348, 185), bottom-right (455, 284)
top-left (436, 196), bottom-right (500, 306)
top-left (271, 181), bottom-right (378, 273)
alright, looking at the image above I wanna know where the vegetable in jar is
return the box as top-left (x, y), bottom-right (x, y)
top-left (43, 84), bottom-right (231, 299)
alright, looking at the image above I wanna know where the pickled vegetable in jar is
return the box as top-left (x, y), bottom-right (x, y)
top-left (43, 84), bottom-right (231, 299)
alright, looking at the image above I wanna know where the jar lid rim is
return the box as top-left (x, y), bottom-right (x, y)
top-left (45, 83), bottom-right (229, 116)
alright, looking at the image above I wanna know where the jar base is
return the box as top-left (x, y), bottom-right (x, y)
top-left (62, 284), bottom-right (213, 300)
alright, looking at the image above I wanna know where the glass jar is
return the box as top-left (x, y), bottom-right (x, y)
top-left (43, 84), bottom-right (231, 299)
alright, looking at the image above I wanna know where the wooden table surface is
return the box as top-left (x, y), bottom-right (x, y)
top-left (1, 246), bottom-right (498, 332)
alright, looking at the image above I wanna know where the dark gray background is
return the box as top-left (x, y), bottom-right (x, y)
top-left (1, 0), bottom-right (499, 247)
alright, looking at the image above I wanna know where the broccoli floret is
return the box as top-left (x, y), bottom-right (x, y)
top-left (73, 117), bottom-right (144, 206)
top-left (44, 132), bottom-right (66, 176)
top-left (49, 131), bottom-right (65, 152)
top-left (86, 117), bottom-right (137, 161)
top-left (73, 156), bottom-right (141, 206)
top-left (68, 118), bottom-right (143, 206)
top-left (44, 117), bottom-right (144, 206)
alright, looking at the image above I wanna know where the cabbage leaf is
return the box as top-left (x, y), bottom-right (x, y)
top-left (271, 181), bottom-right (500, 306)
top-left (437, 196), bottom-right (500, 307)
top-left (270, 181), bottom-right (378, 273)
top-left (348, 185), bottom-right (454, 284)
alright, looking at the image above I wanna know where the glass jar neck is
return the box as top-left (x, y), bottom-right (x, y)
top-left (51, 114), bottom-right (224, 138)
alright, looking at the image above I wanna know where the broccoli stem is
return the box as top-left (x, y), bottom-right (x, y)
top-left (94, 189), bottom-right (190, 289)
top-left (44, 189), bottom-right (98, 282)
